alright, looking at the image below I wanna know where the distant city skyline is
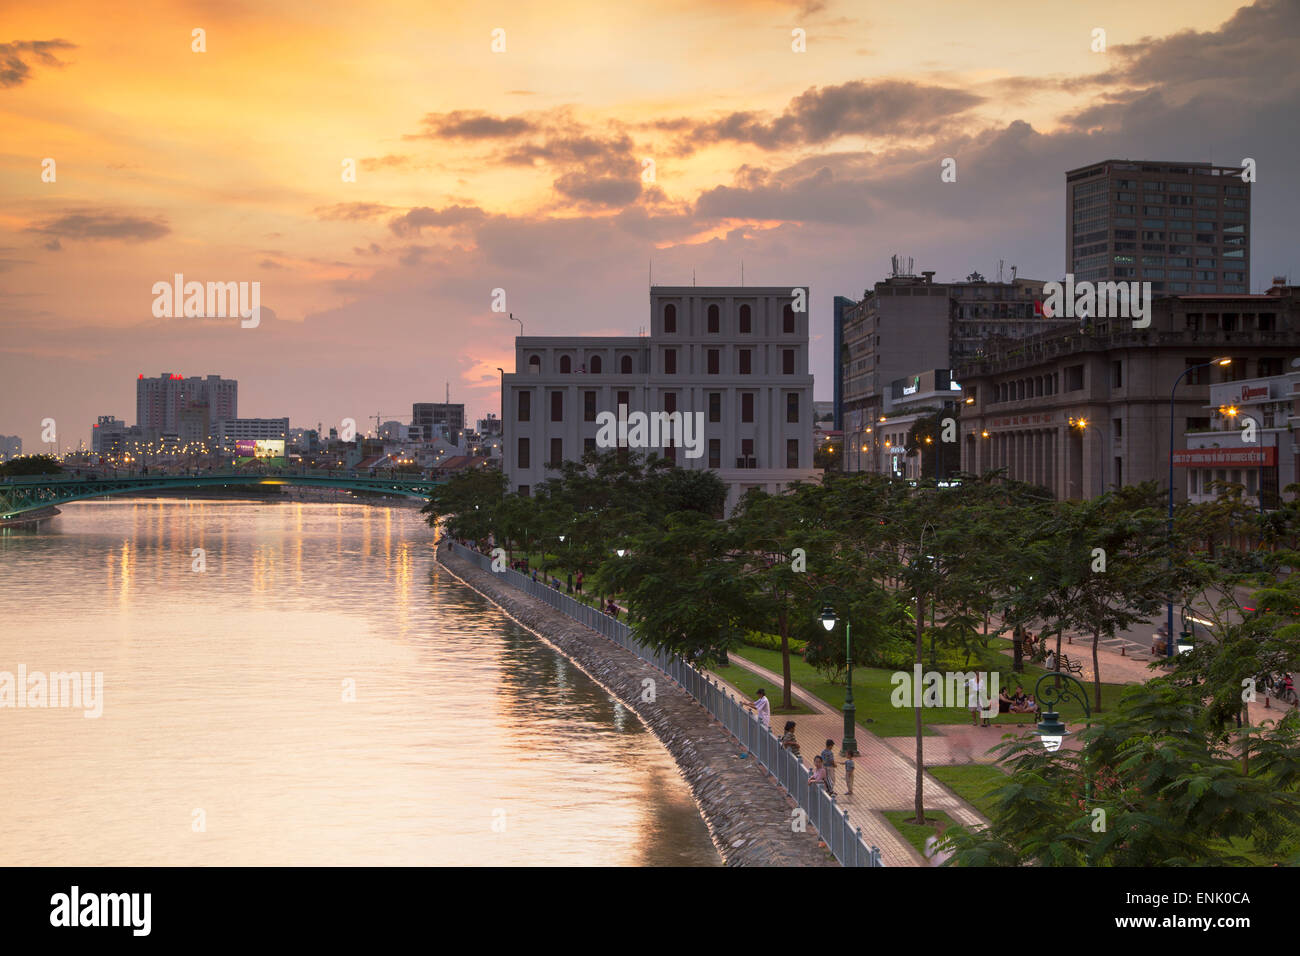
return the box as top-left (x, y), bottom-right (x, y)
top-left (4, 0), bottom-right (1298, 451)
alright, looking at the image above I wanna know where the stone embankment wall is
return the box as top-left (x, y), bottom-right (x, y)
top-left (438, 545), bottom-right (835, 867)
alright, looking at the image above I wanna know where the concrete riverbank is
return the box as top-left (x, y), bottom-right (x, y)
top-left (437, 543), bottom-right (836, 867)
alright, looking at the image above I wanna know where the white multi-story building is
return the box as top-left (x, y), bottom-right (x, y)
top-left (502, 286), bottom-right (821, 513)
top-left (1181, 371), bottom-right (1299, 507)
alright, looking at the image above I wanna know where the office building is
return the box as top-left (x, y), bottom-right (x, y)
top-left (501, 286), bottom-right (821, 513)
top-left (1065, 159), bottom-right (1251, 293)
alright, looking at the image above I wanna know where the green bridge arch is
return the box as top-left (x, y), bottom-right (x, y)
top-left (0, 471), bottom-right (445, 520)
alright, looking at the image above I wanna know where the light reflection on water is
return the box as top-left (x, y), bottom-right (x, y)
top-left (0, 499), bottom-right (720, 866)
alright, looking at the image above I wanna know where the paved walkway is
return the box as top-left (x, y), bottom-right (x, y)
top-left (707, 657), bottom-right (991, 868)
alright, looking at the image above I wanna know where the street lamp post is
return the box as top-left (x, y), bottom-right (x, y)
top-left (1166, 358), bottom-right (1231, 658)
top-left (817, 586), bottom-right (858, 757)
top-left (1033, 670), bottom-right (1093, 807)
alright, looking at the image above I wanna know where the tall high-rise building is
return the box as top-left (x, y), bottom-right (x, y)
top-left (1065, 159), bottom-right (1251, 293)
top-left (136, 373), bottom-right (237, 437)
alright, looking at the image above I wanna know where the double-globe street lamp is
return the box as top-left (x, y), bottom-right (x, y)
top-left (1166, 357), bottom-right (1232, 658)
top-left (817, 585), bottom-right (858, 758)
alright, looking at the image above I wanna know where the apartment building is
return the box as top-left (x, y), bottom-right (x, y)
top-left (1066, 159), bottom-right (1251, 293)
top-left (501, 286), bottom-right (821, 513)
top-left (136, 373), bottom-right (237, 438)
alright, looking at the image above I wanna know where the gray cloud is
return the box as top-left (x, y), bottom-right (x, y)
top-left (0, 39), bottom-right (75, 88)
top-left (28, 210), bottom-right (169, 243)
top-left (387, 204), bottom-right (488, 236)
top-left (408, 110), bottom-right (538, 140)
top-left (677, 80), bottom-right (985, 150)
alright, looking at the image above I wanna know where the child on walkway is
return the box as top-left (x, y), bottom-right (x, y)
top-left (808, 755), bottom-right (828, 790)
top-left (819, 740), bottom-right (838, 795)
top-left (843, 753), bottom-right (855, 795)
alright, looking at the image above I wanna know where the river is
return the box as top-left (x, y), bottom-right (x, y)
top-left (0, 498), bottom-right (720, 866)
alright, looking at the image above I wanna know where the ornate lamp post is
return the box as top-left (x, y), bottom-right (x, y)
top-left (1032, 670), bottom-right (1093, 805)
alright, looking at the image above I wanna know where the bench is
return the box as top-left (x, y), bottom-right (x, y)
top-left (1057, 654), bottom-right (1084, 676)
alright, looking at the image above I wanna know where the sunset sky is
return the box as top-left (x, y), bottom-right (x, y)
top-left (2, 0), bottom-right (1297, 451)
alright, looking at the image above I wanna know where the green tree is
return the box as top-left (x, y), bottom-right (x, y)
top-left (944, 682), bottom-right (1300, 866)
top-left (0, 454), bottom-right (62, 476)
top-left (602, 511), bottom-right (749, 665)
top-left (420, 467), bottom-right (504, 543)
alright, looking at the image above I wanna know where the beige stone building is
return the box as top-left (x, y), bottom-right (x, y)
top-left (955, 281), bottom-right (1300, 501)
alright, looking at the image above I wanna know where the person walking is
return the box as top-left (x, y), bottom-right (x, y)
top-left (743, 689), bottom-right (771, 731)
top-left (819, 740), bottom-right (838, 795)
top-left (575, 570), bottom-right (584, 595)
top-left (843, 753), bottom-right (855, 795)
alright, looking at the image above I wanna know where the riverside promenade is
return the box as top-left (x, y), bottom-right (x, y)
top-left (437, 543), bottom-right (838, 867)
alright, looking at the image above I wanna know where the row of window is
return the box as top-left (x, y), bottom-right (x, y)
top-left (516, 389), bottom-right (804, 424)
top-left (515, 436), bottom-right (802, 470)
top-left (525, 348), bottom-right (804, 376)
top-left (662, 303), bottom-right (800, 335)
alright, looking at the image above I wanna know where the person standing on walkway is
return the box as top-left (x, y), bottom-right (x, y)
top-left (819, 740), bottom-right (838, 795)
top-left (843, 753), bottom-right (855, 795)
top-left (743, 689), bottom-right (771, 730)
top-left (779, 721), bottom-right (801, 757)
top-left (575, 570), bottom-right (583, 594)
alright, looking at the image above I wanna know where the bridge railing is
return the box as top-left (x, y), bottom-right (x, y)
top-left (445, 539), bottom-right (883, 869)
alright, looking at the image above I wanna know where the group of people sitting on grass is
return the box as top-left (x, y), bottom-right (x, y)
top-left (997, 685), bottom-right (1036, 715)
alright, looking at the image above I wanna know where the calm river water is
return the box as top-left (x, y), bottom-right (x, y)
top-left (0, 499), bottom-right (719, 866)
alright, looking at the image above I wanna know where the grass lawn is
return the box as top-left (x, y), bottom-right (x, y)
top-left (711, 662), bottom-right (813, 714)
top-left (928, 764), bottom-right (1009, 819)
top-left (729, 644), bottom-right (1132, 737)
top-left (882, 809), bottom-right (958, 856)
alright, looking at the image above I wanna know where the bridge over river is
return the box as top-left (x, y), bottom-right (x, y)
top-left (0, 470), bottom-right (443, 520)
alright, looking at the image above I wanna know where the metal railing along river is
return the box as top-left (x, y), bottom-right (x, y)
top-left (446, 540), bottom-right (884, 868)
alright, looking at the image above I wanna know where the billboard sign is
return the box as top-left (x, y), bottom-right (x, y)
top-left (234, 439), bottom-right (285, 466)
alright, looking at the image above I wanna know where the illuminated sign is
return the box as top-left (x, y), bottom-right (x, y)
top-left (1172, 448), bottom-right (1276, 467)
top-left (1241, 384), bottom-right (1269, 401)
top-left (234, 439), bottom-right (285, 465)
top-left (902, 375), bottom-right (920, 396)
